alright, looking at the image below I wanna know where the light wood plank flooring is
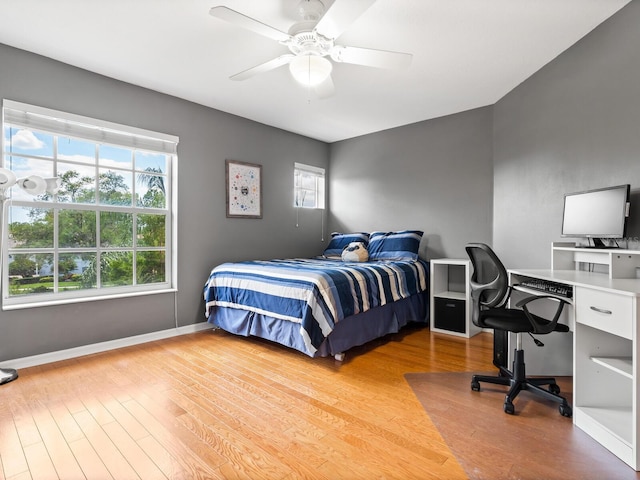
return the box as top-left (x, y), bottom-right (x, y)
top-left (0, 325), bottom-right (496, 479)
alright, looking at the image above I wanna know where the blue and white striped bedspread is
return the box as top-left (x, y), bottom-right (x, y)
top-left (203, 258), bottom-right (429, 356)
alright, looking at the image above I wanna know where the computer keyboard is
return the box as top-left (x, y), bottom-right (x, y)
top-left (518, 278), bottom-right (573, 298)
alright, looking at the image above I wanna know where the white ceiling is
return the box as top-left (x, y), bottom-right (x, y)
top-left (0, 0), bottom-right (631, 143)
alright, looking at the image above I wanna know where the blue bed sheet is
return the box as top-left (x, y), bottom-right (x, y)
top-left (203, 258), bottom-right (429, 357)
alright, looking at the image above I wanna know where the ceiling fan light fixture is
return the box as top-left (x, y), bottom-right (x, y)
top-left (289, 55), bottom-right (332, 87)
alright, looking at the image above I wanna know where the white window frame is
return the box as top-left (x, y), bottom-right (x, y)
top-left (1, 100), bottom-right (179, 309)
top-left (294, 162), bottom-right (325, 209)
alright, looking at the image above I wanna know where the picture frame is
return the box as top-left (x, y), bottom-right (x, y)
top-left (226, 160), bottom-right (262, 218)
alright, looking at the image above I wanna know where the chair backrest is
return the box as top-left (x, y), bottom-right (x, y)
top-left (465, 243), bottom-right (510, 327)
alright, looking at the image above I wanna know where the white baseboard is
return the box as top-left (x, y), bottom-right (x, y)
top-left (0, 322), bottom-right (213, 370)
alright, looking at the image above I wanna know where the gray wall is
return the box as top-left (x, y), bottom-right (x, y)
top-left (0, 43), bottom-right (328, 361)
top-left (493, 1), bottom-right (640, 268)
top-left (328, 107), bottom-right (494, 260)
top-left (4, 0), bottom-right (639, 361)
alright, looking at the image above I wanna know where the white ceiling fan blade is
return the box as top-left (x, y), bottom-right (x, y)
top-left (209, 6), bottom-right (290, 42)
top-left (314, 75), bottom-right (335, 99)
top-left (314, 0), bottom-right (377, 39)
top-left (230, 54), bottom-right (295, 81)
top-left (331, 46), bottom-right (412, 69)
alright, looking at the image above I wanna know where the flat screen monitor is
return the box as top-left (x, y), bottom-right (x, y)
top-left (561, 184), bottom-right (630, 247)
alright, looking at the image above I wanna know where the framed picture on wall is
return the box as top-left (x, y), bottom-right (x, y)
top-left (226, 159), bottom-right (262, 218)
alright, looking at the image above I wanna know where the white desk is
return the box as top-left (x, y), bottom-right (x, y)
top-left (508, 244), bottom-right (640, 471)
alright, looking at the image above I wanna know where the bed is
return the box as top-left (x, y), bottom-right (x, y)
top-left (203, 230), bottom-right (429, 359)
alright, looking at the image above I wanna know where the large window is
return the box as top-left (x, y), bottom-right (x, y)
top-left (294, 162), bottom-right (325, 209)
top-left (1, 100), bottom-right (178, 308)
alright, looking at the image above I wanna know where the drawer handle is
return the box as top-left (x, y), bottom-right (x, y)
top-left (590, 306), bottom-right (612, 315)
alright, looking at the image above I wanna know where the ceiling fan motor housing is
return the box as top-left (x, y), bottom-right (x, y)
top-left (285, 0), bottom-right (333, 58)
top-left (285, 28), bottom-right (334, 57)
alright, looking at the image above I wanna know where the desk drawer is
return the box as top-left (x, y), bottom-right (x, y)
top-left (575, 287), bottom-right (633, 339)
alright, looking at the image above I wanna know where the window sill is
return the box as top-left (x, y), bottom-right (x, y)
top-left (2, 288), bottom-right (178, 311)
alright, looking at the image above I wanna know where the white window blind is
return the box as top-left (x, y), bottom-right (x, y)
top-left (3, 100), bottom-right (178, 154)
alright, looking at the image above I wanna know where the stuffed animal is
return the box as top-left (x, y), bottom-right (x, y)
top-left (341, 242), bottom-right (369, 262)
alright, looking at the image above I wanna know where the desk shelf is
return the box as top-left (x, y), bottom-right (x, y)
top-left (578, 406), bottom-right (632, 446)
top-left (576, 406), bottom-right (633, 467)
top-left (576, 406), bottom-right (633, 462)
top-left (552, 242), bottom-right (640, 279)
top-left (591, 356), bottom-right (633, 379)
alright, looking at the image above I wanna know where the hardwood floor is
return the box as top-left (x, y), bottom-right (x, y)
top-left (0, 325), bottom-right (498, 479)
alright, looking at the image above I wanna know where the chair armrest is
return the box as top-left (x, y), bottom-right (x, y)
top-left (515, 295), bottom-right (571, 309)
top-left (515, 295), bottom-right (571, 334)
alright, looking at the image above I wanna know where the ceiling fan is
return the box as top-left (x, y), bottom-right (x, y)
top-left (209, 0), bottom-right (412, 98)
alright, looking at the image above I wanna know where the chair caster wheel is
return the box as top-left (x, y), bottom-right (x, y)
top-left (549, 383), bottom-right (561, 395)
top-left (504, 401), bottom-right (515, 415)
top-left (471, 380), bottom-right (480, 391)
top-left (559, 403), bottom-right (572, 417)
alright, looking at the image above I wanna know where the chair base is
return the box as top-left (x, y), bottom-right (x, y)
top-left (471, 348), bottom-right (572, 417)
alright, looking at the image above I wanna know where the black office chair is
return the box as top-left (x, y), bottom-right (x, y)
top-left (465, 243), bottom-right (573, 417)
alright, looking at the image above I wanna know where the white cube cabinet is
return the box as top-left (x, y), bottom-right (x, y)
top-left (430, 259), bottom-right (480, 338)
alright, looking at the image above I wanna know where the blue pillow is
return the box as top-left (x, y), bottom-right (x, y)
top-left (323, 232), bottom-right (370, 258)
top-left (368, 230), bottom-right (423, 261)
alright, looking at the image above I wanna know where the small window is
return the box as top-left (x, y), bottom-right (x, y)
top-left (294, 163), bottom-right (325, 209)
